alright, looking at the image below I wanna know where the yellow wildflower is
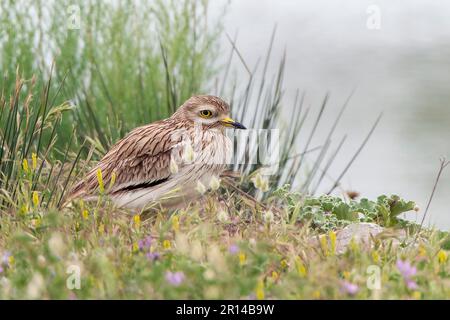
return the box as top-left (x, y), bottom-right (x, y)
top-left (329, 230), bottom-right (336, 255)
top-left (349, 237), bottom-right (359, 253)
top-left (20, 204), bottom-right (29, 216)
top-left (132, 242), bottom-right (139, 253)
top-left (295, 257), bottom-right (307, 277)
top-left (412, 291), bottom-right (421, 300)
top-left (320, 235), bottom-right (328, 256)
top-left (298, 263), bottom-right (307, 277)
top-left (32, 191), bottom-right (39, 207)
top-left (22, 159), bottom-right (29, 173)
top-left (82, 209), bottom-right (89, 220)
top-left (8, 255), bottom-right (15, 266)
top-left (239, 252), bottom-right (246, 265)
top-left (32, 152), bottom-right (37, 170)
top-left (418, 244), bottom-right (427, 258)
top-left (343, 271), bottom-right (351, 280)
top-left (96, 169), bottom-right (104, 193)
top-left (312, 290), bottom-right (321, 299)
top-left (372, 250), bottom-right (380, 264)
top-left (255, 280), bottom-right (265, 300)
top-left (32, 217), bottom-right (42, 228)
top-left (271, 271), bottom-right (279, 281)
top-left (437, 250), bottom-right (448, 264)
top-left (172, 216), bottom-right (180, 232)
top-left (133, 215), bottom-right (141, 229)
top-left (109, 171), bottom-right (117, 190)
top-left (98, 223), bottom-right (105, 234)
top-left (163, 240), bottom-right (171, 250)
top-left (280, 259), bottom-right (288, 269)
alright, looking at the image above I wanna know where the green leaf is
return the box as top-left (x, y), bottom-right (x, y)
top-left (332, 202), bottom-right (358, 221)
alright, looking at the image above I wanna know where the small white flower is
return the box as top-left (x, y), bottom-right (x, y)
top-left (183, 143), bottom-right (195, 163)
top-left (48, 232), bottom-right (66, 258)
top-left (27, 272), bottom-right (45, 299)
top-left (203, 269), bottom-right (216, 280)
top-left (252, 173), bottom-right (270, 192)
top-left (191, 240), bottom-right (204, 261)
top-left (209, 176), bottom-right (221, 191)
top-left (0, 277), bottom-right (11, 296)
top-left (263, 210), bottom-right (274, 223)
top-left (217, 210), bottom-right (229, 223)
top-left (261, 180), bottom-right (269, 192)
top-left (207, 245), bottom-right (227, 273)
top-left (169, 158), bottom-right (179, 174)
top-left (37, 255), bottom-right (46, 267)
top-left (175, 233), bottom-right (189, 255)
top-left (204, 285), bottom-right (220, 299)
top-left (196, 180), bottom-right (206, 194)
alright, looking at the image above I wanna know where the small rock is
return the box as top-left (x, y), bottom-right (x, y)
top-left (309, 223), bottom-right (407, 254)
top-left (335, 223), bottom-right (384, 254)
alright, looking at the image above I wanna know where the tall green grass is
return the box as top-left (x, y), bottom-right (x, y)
top-left (0, 69), bottom-right (80, 210)
top-left (0, 0), bottom-right (221, 151)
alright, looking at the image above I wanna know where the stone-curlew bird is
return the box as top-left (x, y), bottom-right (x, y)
top-left (66, 95), bottom-right (246, 209)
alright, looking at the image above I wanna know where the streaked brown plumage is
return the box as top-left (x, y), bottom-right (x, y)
top-left (66, 95), bottom-right (246, 209)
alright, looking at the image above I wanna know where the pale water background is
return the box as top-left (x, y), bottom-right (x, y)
top-left (211, 0), bottom-right (450, 229)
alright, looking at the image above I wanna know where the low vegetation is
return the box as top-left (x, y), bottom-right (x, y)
top-left (0, 175), bottom-right (449, 299)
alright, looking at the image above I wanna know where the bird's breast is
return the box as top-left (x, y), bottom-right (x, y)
top-left (193, 129), bottom-right (231, 169)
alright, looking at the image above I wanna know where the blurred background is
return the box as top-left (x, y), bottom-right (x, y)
top-left (0, 0), bottom-right (449, 228)
top-left (211, 0), bottom-right (450, 229)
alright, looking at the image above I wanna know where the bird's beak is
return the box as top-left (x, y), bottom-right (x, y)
top-left (220, 117), bottom-right (247, 129)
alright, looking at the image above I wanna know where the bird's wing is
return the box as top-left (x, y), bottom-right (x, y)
top-left (67, 120), bottom-right (188, 200)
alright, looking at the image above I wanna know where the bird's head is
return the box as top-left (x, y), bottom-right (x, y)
top-left (172, 95), bottom-right (246, 130)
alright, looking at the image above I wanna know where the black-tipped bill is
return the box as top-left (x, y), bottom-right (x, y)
top-left (220, 117), bottom-right (247, 129)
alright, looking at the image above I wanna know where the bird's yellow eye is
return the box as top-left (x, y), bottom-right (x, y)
top-left (199, 110), bottom-right (213, 118)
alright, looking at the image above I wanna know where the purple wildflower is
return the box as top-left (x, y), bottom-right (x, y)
top-left (68, 292), bottom-right (78, 300)
top-left (0, 266), bottom-right (3, 274)
top-left (397, 259), bottom-right (419, 290)
top-left (146, 252), bottom-right (160, 261)
top-left (138, 236), bottom-right (153, 251)
top-left (396, 260), bottom-right (417, 279)
top-left (340, 281), bottom-right (359, 295)
top-left (406, 280), bottom-right (418, 290)
top-left (165, 271), bottom-right (185, 286)
top-left (228, 244), bottom-right (239, 255)
top-left (1, 251), bottom-right (11, 266)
